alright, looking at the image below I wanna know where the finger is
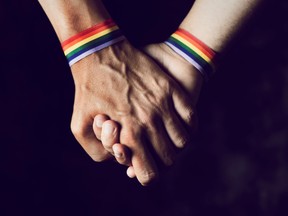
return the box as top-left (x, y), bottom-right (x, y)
top-left (126, 166), bottom-right (136, 178)
top-left (71, 112), bottom-right (111, 162)
top-left (163, 107), bottom-right (191, 149)
top-left (93, 114), bottom-right (110, 140)
top-left (101, 120), bottom-right (120, 154)
top-left (172, 88), bottom-right (198, 131)
top-left (121, 128), bottom-right (159, 186)
top-left (131, 147), bottom-right (159, 186)
top-left (112, 143), bottom-right (132, 166)
top-left (145, 118), bottom-right (176, 166)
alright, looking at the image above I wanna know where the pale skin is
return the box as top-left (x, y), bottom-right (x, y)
top-left (93, 0), bottom-right (263, 178)
top-left (38, 0), bottom-right (263, 185)
top-left (39, 0), bottom-right (199, 186)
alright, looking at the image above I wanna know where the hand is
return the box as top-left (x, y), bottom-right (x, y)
top-left (94, 42), bottom-right (204, 179)
top-left (70, 40), bottom-right (195, 185)
top-left (142, 43), bottom-right (204, 102)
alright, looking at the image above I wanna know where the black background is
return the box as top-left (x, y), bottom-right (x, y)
top-left (1, 0), bottom-right (288, 215)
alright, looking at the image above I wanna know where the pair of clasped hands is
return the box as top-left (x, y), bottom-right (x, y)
top-left (37, 0), bottom-right (205, 187)
top-left (70, 38), bottom-right (203, 186)
top-left (39, 0), bottom-right (262, 186)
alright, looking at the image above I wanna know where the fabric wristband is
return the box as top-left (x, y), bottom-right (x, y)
top-left (61, 19), bottom-right (125, 66)
top-left (165, 28), bottom-right (217, 81)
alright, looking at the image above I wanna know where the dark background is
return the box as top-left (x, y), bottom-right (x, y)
top-left (1, 0), bottom-right (288, 215)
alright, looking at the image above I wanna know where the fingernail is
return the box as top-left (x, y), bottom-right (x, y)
top-left (114, 149), bottom-right (123, 158)
top-left (96, 118), bottom-right (103, 128)
top-left (104, 123), bottom-right (114, 134)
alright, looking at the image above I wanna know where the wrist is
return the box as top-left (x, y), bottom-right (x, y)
top-left (62, 19), bottom-right (125, 67)
top-left (165, 28), bottom-right (217, 82)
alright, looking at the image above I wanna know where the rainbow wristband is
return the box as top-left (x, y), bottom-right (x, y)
top-left (61, 19), bottom-right (125, 66)
top-left (165, 29), bottom-right (216, 80)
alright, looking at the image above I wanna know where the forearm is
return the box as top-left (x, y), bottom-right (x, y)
top-left (180, 0), bottom-right (263, 52)
top-left (38, 0), bottom-right (110, 41)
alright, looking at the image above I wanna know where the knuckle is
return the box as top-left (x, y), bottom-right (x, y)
top-left (140, 171), bottom-right (158, 186)
top-left (136, 108), bottom-right (154, 126)
top-left (70, 121), bottom-right (86, 139)
top-left (176, 137), bottom-right (190, 149)
top-left (159, 77), bottom-right (170, 90)
top-left (185, 108), bottom-right (195, 125)
top-left (140, 113), bottom-right (152, 126)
